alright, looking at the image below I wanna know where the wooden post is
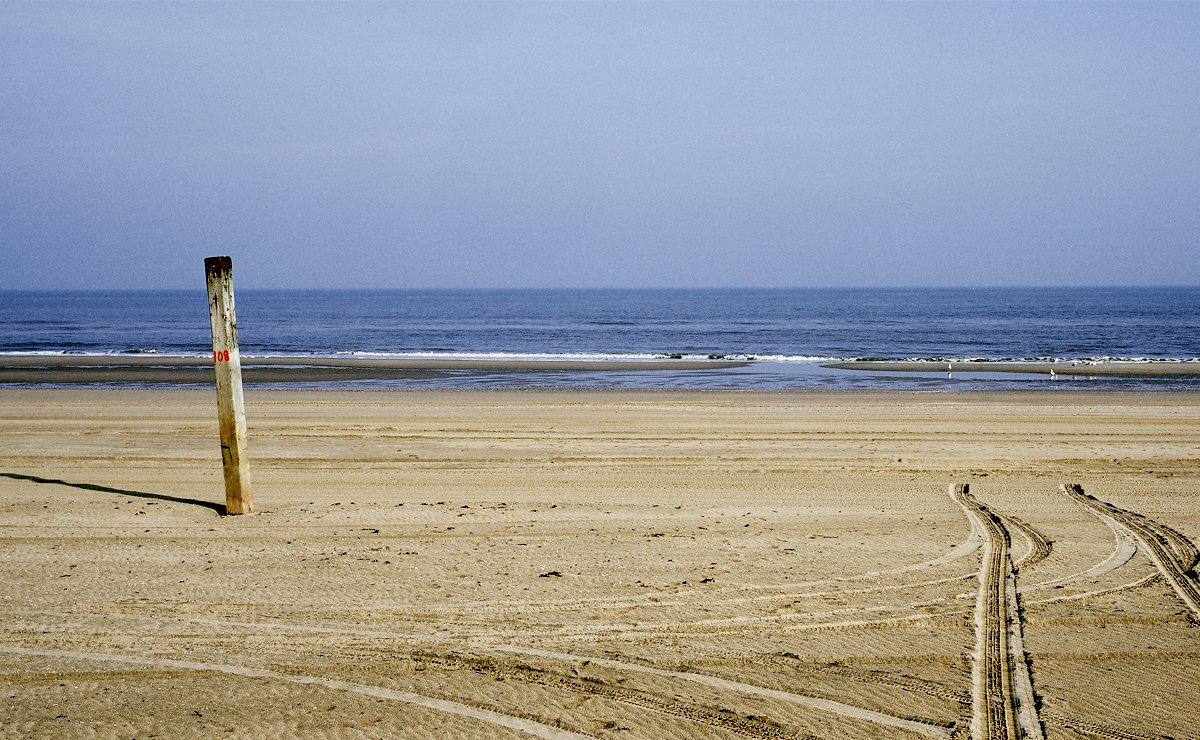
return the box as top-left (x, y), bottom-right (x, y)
top-left (205, 256), bottom-right (253, 515)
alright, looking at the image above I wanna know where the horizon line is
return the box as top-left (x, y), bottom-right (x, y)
top-left (2, 284), bottom-right (1199, 294)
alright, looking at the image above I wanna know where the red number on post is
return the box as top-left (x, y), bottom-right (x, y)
top-left (214, 350), bottom-right (230, 362)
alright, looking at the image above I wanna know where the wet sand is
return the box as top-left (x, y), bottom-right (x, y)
top-left (826, 360), bottom-right (1200, 376)
top-left (1, 388), bottom-right (1198, 739)
top-left (0, 356), bottom-right (748, 385)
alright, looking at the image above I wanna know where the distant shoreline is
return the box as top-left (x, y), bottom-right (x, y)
top-left (824, 360), bottom-right (1200, 376)
top-left (3, 355), bottom-right (1198, 385)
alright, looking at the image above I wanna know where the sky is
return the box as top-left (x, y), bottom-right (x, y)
top-left (2, 2), bottom-right (1198, 290)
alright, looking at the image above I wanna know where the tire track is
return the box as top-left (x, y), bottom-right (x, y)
top-left (728, 652), bottom-right (1167, 740)
top-left (1062, 484), bottom-right (1200, 618)
top-left (494, 646), bottom-right (953, 738)
top-left (527, 600), bottom-right (971, 641)
top-left (1023, 574), bottom-right (1161, 606)
top-left (411, 651), bottom-right (810, 739)
top-left (1037, 709), bottom-right (1171, 740)
top-left (688, 649), bottom-right (972, 706)
top-left (0, 614), bottom-right (951, 738)
top-left (309, 523), bottom-right (985, 618)
top-left (995, 514), bottom-right (1051, 571)
top-left (5, 491), bottom-right (1139, 675)
top-left (951, 484), bottom-right (1044, 740)
top-left (1019, 512), bottom-right (1137, 594)
top-left (0, 645), bottom-right (593, 740)
top-left (682, 648), bottom-right (1168, 740)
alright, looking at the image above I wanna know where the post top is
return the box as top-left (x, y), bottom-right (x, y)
top-left (204, 256), bottom-right (233, 272)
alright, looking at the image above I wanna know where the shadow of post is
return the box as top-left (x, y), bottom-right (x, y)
top-left (1, 473), bottom-right (226, 516)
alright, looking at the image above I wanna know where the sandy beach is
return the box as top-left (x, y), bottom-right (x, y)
top-left (2, 388), bottom-right (1198, 739)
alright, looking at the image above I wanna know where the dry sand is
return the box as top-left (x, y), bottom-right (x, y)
top-left (1, 388), bottom-right (1198, 740)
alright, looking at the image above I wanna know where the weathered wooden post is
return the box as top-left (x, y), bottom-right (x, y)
top-left (204, 256), bottom-right (253, 515)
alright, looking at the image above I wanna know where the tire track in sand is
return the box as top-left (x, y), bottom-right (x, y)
top-left (1062, 484), bottom-right (1200, 618)
top-left (0, 646), bottom-right (593, 740)
top-left (951, 484), bottom-right (1044, 740)
top-left (494, 646), bottom-right (952, 739)
top-left (0, 617), bottom-right (951, 738)
top-left (994, 514), bottom-right (1051, 571)
top-left (1018, 512), bottom-right (1136, 595)
top-left (330, 521), bottom-right (986, 618)
top-left (412, 650), bottom-right (819, 739)
top-left (724, 651), bottom-right (1167, 740)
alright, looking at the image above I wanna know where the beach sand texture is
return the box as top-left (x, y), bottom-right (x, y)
top-left (2, 388), bottom-right (1198, 740)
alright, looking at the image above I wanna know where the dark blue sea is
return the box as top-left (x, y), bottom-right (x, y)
top-left (2, 288), bottom-right (1198, 390)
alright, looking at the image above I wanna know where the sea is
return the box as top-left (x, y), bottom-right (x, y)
top-left (2, 287), bottom-right (1198, 390)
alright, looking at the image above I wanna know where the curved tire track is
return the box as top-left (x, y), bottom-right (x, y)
top-left (763, 653), bottom-right (1165, 740)
top-left (0, 646), bottom-right (593, 740)
top-left (494, 646), bottom-right (953, 738)
top-left (1062, 484), bottom-right (1200, 618)
top-left (951, 484), bottom-right (1044, 740)
top-left (1019, 512), bottom-right (1137, 595)
top-left (414, 651), bottom-right (810, 740)
top-left (692, 648), bottom-right (1166, 740)
top-left (996, 513), bottom-right (1051, 571)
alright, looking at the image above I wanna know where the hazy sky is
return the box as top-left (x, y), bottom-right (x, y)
top-left (2, 2), bottom-right (1198, 290)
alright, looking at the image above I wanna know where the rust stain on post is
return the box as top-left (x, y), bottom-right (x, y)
top-left (205, 256), bottom-right (253, 515)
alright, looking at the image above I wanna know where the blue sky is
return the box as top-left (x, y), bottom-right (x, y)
top-left (2, 2), bottom-right (1197, 289)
